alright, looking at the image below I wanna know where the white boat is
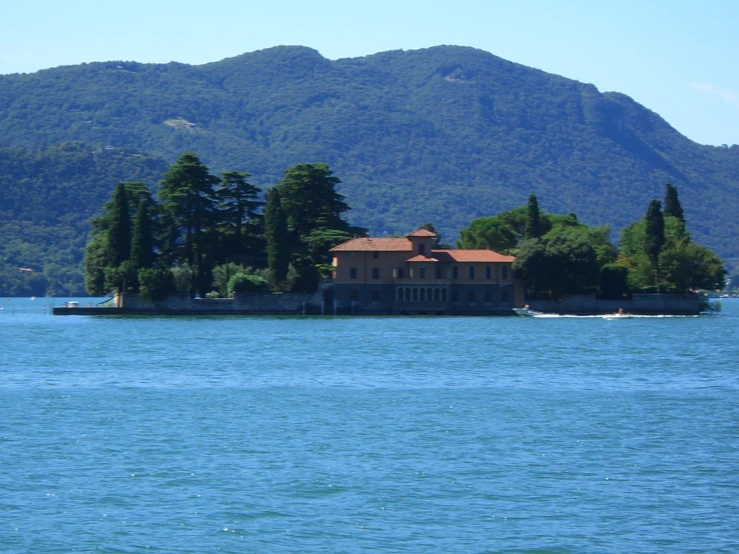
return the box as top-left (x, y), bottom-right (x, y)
top-left (514, 307), bottom-right (543, 317)
top-left (603, 310), bottom-right (632, 319)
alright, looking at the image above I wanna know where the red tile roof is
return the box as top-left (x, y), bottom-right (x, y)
top-left (406, 255), bottom-right (439, 263)
top-left (406, 228), bottom-right (437, 237)
top-left (330, 236), bottom-right (515, 262)
top-left (330, 237), bottom-right (412, 252)
top-left (432, 249), bottom-right (515, 263)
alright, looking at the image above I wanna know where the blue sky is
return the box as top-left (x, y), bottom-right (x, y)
top-left (1, 0), bottom-right (737, 146)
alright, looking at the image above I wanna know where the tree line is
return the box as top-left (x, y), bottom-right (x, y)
top-left (85, 152), bottom-right (363, 300)
top-left (457, 184), bottom-right (725, 299)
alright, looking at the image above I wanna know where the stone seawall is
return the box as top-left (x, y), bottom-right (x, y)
top-left (54, 291), bottom-right (328, 316)
top-left (52, 291), bottom-right (703, 316)
top-left (528, 293), bottom-right (701, 315)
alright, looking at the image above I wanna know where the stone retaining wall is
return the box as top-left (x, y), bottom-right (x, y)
top-left (529, 293), bottom-right (700, 315)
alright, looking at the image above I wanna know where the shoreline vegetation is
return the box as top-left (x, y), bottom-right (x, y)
top-left (48, 151), bottom-right (727, 315)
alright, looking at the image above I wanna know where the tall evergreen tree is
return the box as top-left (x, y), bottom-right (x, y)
top-left (218, 171), bottom-right (262, 236)
top-left (158, 152), bottom-right (220, 295)
top-left (277, 163), bottom-right (350, 239)
top-left (664, 183), bottom-right (685, 222)
top-left (107, 182), bottom-right (131, 268)
top-left (264, 188), bottom-right (290, 286)
top-left (644, 199), bottom-right (665, 286)
top-left (525, 194), bottom-right (542, 239)
top-left (130, 200), bottom-right (154, 273)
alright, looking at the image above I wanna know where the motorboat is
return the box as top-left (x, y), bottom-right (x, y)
top-left (513, 307), bottom-right (543, 317)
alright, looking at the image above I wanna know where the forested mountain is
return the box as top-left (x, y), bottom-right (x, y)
top-left (0, 143), bottom-right (167, 295)
top-left (1, 45), bottom-right (738, 285)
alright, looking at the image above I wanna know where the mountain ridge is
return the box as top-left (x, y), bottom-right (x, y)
top-left (0, 45), bottom-right (737, 261)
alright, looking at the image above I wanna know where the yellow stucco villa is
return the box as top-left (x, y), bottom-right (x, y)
top-left (329, 228), bottom-right (525, 315)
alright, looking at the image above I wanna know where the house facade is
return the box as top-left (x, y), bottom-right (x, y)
top-left (329, 229), bottom-right (525, 315)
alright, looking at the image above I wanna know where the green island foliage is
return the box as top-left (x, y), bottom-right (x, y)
top-left (1, 44), bottom-right (738, 276)
top-left (83, 153), bottom-right (362, 299)
top-left (459, 189), bottom-right (725, 300)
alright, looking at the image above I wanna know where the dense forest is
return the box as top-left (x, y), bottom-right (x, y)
top-left (0, 45), bottom-right (737, 295)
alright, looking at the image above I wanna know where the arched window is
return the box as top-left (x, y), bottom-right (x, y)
top-left (397, 288), bottom-right (404, 301)
top-left (412, 288), bottom-right (418, 302)
top-left (434, 288), bottom-right (440, 302)
top-left (427, 287), bottom-right (433, 301)
top-left (441, 288), bottom-right (448, 302)
top-left (420, 288), bottom-right (426, 301)
top-left (405, 288), bottom-right (411, 302)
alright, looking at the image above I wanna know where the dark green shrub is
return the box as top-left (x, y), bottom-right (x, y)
top-left (228, 273), bottom-right (269, 296)
top-left (599, 263), bottom-right (630, 299)
top-left (138, 268), bottom-right (174, 302)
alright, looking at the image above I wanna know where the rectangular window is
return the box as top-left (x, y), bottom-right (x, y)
top-left (469, 265), bottom-right (475, 279)
top-left (372, 268), bottom-right (379, 279)
top-left (349, 289), bottom-right (358, 301)
top-left (502, 265), bottom-right (508, 280)
top-left (398, 267), bottom-right (405, 279)
top-left (373, 252), bottom-right (379, 259)
top-left (486, 266), bottom-right (492, 279)
top-left (418, 243), bottom-right (426, 255)
top-left (485, 290), bottom-right (493, 303)
top-left (501, 289), bottom-right (509, 303)
top-left (435, 266), bottom-right (442, 279)
top-left (350, 267), bottom-right (358, 279)
top-left (419, 267), bottom-right (426, 279)
top-left (453, 266), bottom-right (459, 279)
top-left (468, 291), bottom-right (476, 302)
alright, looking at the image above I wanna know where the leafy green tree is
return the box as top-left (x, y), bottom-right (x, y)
top-left (264, 187), bottom-right (291, 287)
top-left (525, 194), bottom-right (542, 239)
top-left (659, 241), bottom-right (726, 292)
top-left (644, 200), bottom-right (665, 287)
top-left (84, 233), bottom-right (108, 296)
top-left (456, 216), bottom-right (518, 253)
top-left (514, 228), bottom-right (600, 299)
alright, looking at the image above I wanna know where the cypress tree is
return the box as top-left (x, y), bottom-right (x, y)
top-left (264, 187), bottom-right (290, 286)
top-left (525, 194), bottom-right (542, 239)
top-left (107, 182), bottom-right (131, 267)
top-left (664, 183), bottom-right (685, 222)
top-left (644, 199), bottom-right (665, 286)
top-left (130, 201), bottom-right (154, 273)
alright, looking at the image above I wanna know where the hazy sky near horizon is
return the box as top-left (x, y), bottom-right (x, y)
top-left (1, 0), bottom-right (737, 146)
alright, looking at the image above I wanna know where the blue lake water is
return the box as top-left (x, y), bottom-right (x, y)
top-left (1, 298), bottom-right (738, 552)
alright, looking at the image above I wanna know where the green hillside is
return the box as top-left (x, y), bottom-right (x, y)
top-left (1, 45), bottom-right (738, 266)
top-left (0, 143), bottom-right (167, 295)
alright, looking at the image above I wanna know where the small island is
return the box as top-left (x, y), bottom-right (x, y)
top-left (54, 154), bottom-right (725, 316)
